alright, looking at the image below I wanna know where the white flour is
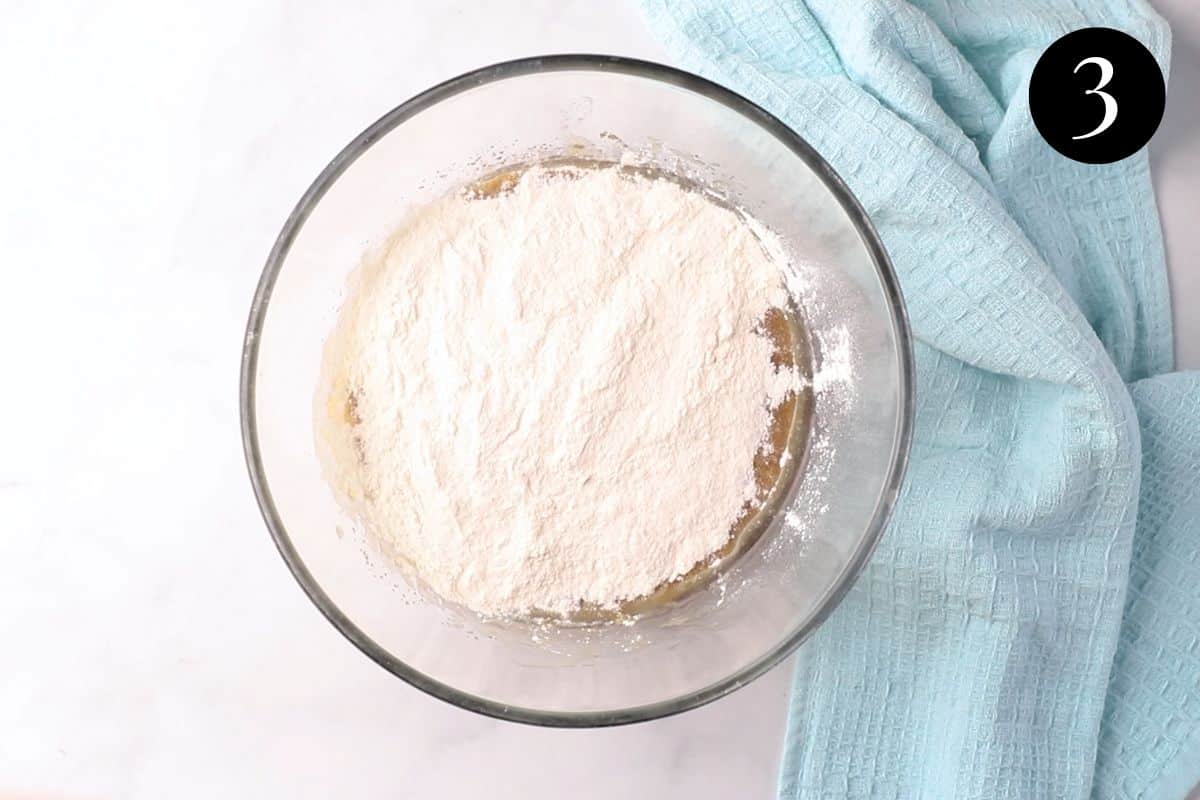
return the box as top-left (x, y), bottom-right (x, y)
top-left (316, 164), bottom-right (800, 617)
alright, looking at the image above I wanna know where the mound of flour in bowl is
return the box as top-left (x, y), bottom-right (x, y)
top-left (316, 164), bottom-right (800, 617)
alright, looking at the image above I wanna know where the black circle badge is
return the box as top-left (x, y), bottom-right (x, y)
top-left (1029, 27), bottom-right (1166, 164)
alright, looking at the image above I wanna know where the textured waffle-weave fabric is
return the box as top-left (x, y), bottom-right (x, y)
top-left (638, 1), bottom-right (1200, 797)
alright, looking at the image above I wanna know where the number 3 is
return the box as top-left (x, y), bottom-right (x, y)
top-left (1072, 56), bottom-right (1117, 140)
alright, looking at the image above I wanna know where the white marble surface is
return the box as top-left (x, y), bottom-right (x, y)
top-left (0, 1), bottom-right (1195, 798)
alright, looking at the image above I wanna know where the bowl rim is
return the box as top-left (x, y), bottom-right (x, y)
top-left (240, 54), bottom-right (914, 728)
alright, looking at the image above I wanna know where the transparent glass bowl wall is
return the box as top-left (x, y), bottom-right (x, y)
top-left (242, 57), bottom-right (912, 725)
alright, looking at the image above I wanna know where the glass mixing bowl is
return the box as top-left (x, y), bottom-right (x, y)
top-left (241, 55), bottom-right (913, 726)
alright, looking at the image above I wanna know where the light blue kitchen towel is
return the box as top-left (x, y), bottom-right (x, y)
top-left (638, 1), bottom-right (1200, 797)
